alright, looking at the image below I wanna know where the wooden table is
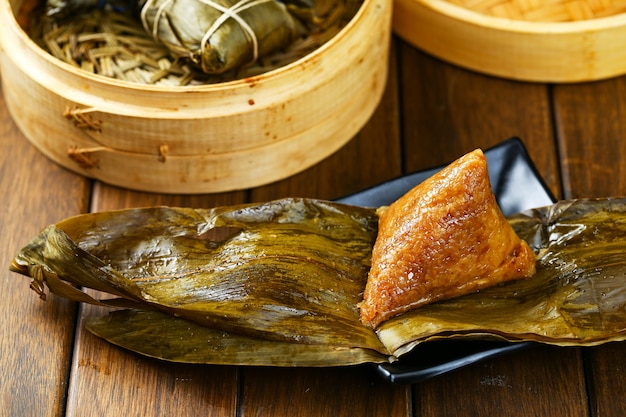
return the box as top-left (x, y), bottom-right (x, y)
top-left (2, 34), bottom-right (626, 417)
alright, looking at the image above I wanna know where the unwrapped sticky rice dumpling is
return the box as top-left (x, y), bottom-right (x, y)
top-left (360, 149), bottom-right (537, 328)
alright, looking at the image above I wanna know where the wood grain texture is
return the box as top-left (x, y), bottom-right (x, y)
top-left (240, 367), bottom-right (410, 417)
top-left (552, 77), bottom-right (626, 417)
top-left (397, 42), bottom-right (562, 199)
top-left (0, 80), bottom-right (90, 417)
top-left (553, 78), bottom-right (626, 199)
top-left (414, 346), bottom-right (588, 416)
top-left (584, 345), bottom-right (626, 417)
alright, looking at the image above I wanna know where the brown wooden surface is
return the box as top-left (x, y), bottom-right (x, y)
top-left (2, 34), bottom-right (626, 417)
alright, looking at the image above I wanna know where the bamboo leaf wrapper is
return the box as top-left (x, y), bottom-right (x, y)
top-left (85, 309), bottom-right (389, 366)
top-left (11, 199), bottom-right (388, 355)
top-left (10, 198), bottom-right (626, 366)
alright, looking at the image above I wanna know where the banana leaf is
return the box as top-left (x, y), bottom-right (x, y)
top-left (378, 198), bottom-right (626, 357)
top-left (10, 197), bottom-right (626, 367)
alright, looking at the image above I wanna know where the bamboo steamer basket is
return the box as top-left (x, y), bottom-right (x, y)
top-left (393, 0), bottom-right (626, 82)
top-left (0, 0), bottom-right (391, 193)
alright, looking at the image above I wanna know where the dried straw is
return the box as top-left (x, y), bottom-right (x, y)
top-left (29, 0), bottom-right (361, 85)
top-left (31, 10), bottom-right (204, 85)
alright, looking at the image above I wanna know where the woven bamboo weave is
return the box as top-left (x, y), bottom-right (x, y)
top-left (446, 0), bottom-right (626, 21)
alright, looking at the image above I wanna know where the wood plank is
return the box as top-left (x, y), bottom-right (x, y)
top-left (397, 43), bottom-right (561, 199)
top-left (0, 80), bottom-right (90, 416)
top-left (584, 345), bottom-right (626, 417)
top-left (89, 183), bottom-right (249, 211)
top-left (64, 187), bottom-right (248, 417)
top-left (397, 44), bottom-right (588, 416)
top-left (552, 76), bottom-right (626, 417)
top-left (553, 78), bottom-right (626, 199)
top-left (240, 367), bottom-right (410, 417)
top-left (414, 346), bottom-right (588, 416)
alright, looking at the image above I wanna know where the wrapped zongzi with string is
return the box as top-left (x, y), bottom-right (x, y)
top-left (140, 0), bottom-right (311, 74)
top-left (43, 0), bottom-right (320, 74)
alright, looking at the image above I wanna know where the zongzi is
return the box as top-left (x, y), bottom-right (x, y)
top-left (140, 0), bottom-right (305, 74)
top-left (359, 149), bottom-right (537, 328)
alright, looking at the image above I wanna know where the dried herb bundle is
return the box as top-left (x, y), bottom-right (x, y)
top-left (10, 198), bottom-right (626, 366)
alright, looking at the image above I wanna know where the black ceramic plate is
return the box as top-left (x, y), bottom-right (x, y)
top-left (336, 137), bottom-right (556, 384)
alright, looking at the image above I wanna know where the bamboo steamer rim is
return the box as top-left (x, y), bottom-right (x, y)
top-left (424, 0), bottom-right (626, 33)
top-left (394, 0), bottom-right (626, 82)
top-left (3, 0), bottom-right (368, 94)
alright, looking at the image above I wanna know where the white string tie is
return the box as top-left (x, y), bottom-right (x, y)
top-left (198, 0), bottom-right (274, 71)
top-left (141, 0), bottom-right (274, 71)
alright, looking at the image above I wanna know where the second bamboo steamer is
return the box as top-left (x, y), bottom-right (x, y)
top-left (393, 0), bottom-right (626, 82)
top-left (0, 0), bottom-right (392, 193)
